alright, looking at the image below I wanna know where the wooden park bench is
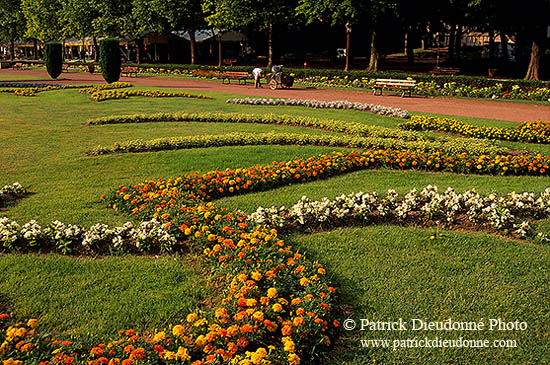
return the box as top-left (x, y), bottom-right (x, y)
top-left (372, 78), bottom-right (416, 97)
top-left (121, 66), bottom-right (139, 77)
top-left (221, 71), bottom-right (249, 85)
top-left (62, 63), bottom-right (80, 72)
top-left (429, 67), bottom-right (460, 76)
top-left (223, 58), bottom-right (237, 66)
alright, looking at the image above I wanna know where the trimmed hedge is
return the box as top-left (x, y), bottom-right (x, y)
top-left (99, 38), bottom-right (121, 84)
top-left (44, 42), bottom-right (62, 79)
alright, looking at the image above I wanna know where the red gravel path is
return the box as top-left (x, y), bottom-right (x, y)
top-left (2, 69), bottom-right (549, 122)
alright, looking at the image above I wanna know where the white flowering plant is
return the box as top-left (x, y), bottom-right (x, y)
top-left (250, 186), bottom-right (550, 242)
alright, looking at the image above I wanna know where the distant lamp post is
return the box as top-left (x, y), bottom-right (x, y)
top-left (345, 22), bottom-right (352, 72)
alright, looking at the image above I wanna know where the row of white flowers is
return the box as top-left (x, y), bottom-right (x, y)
top-left (226, 97), bottom-right (410, 119)
top-left (0, 217), bottom-right (177, 254)
top-left (249, 185), bottom-right (550, 243)
top-left (0, 182), bottom-right (26, 206)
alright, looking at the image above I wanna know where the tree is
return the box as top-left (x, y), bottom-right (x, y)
top-left (203, 0), bottom-right (299, 68)
top-left (297, 0), bottom-right (363, 71)
top-left (21, 0), bottom-right (63, 40)
top-left (99, 38), bottom-right (121, 83)
top-left (0, 0), bottom-right (26, 60)
top-left (131, 0), bottom-right (205, 64)
top-left (44, 41), bottom-right (62, 77)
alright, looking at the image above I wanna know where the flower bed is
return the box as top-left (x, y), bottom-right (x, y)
top-left (226, 97), bottom-right (410, 119)
top-left (250, 186), bottom-right (550, 243)
top-left (77, 82), bottom-right (133, 95)
top-left (0, 217), bottom-right (175, 254)
top-left (1, 160), bottom-right (342, 363)
top-left (0, 85), bottom-right (65, 96)
top-left (86, 112), bottom-right (432, 142)
top-left (399, 116), bottom-right (550, 144)
top-left (0, 183), bottom-right (26, 208)
top-left (87, 89), bottom-right (212, 102)
top-left (0, 82), bottom-right (131, 97)
top-left (86, 132), bottom-right (504, 156)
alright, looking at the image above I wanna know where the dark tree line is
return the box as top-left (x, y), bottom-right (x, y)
top-left (0, 0), bottom-right (548, 79)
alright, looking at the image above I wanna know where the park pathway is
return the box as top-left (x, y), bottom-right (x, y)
top-left (2, 69), bottom-right (549, 122)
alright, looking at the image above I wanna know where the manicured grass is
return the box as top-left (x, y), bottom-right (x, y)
top-left (291, 226), bottom-right (550, 364)
top-left (1, 84), bottom-right (548, 362)
top-left (0, 254), bottom-right (211, 340)
top-left (0, 72), bottom-right (50, 81)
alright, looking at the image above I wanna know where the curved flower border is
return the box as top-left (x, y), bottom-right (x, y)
top-left (225, 97), bottom-right (410, 119)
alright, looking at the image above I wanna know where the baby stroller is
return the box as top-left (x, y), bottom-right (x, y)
top-left (266, 65), bottom-right (294, 89)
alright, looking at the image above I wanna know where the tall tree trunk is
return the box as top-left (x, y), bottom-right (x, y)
top-left (455, 24), bottom-right (462, 59)
top-left (406, 28), bottom-right (414, 64)
top-left (189, 30), bottom-right (197, 64)
top-left (500, 30), bottom-right (509, 62)
top-left (448, 22), bottom-right (456, 61)
top-left (367, 26), bottom-right (379, 72)
top-left (345, 22), bottom-right (351, 71)
top-left (488, 30), bottom-right (495, 67)
top-left (267, 21), bottom-right (273, 68)
top-left (136, 37), bottom-right (143, 64)
top-left (33, 39), bottom-right (38, 59)
top-left (218, 32), bottom-right (222, 67)
top-left (525, 40), bottom-right (540, 80)
top-left (93, 37), bottom-right (99, 62)
top-left (9, 39), bottom-right (15, 60)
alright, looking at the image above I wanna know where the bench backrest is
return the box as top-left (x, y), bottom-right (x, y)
top-left (225, 71), bottom-right (248, 76)
top-left (375, 78), bottom-right (416, 87)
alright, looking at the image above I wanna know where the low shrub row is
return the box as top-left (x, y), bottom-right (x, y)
top-left (251, 186), bottom-right (550, 243)
top-left (88, 89), bottom-right (212, 102)
top-left (226, 97), bottom-right (410, 119)
top-left (0, 182), bottom-right (26, 207)
top-left (86, 132), bottom-right (504, 156)
top-left (399, 116), bottom-right (550, 144)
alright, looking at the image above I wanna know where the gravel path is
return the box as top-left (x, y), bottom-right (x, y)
top-left (2, 69), bottom-right (549, 122)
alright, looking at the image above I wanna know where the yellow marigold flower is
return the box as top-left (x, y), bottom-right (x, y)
top-left (153, 331), bottom-right (166, 343)
top-left (252, 311), bottom-right (264, 322)
top-left (288, 353), bottom-right (301, 365)
top-left (172, 325), bottom-right (185, 337)
top-left (195, 335), bottom-right (207, 347)
top-left (282, 337), bottom-right (295, 353)
top-left (186, 313), bottom-right (198, 323)
top-left (299, 277), bottom-right (309, 286)
top-left (177, 347), bottom-right (190, 361)
top-left (267, 288), bottom-right (277, 298)
top-left (246, 298), bottom-right (257, 307)
top-left (272, 303), bottom-right (282, 312)
top-left (26, 319), bottom-right (38, 329)
top-left (2, 358), bottom-right (23, 365)
top-left (251, 271), bottom-right (262, 281)
top-left (250, 347), bottom-right (267, 364)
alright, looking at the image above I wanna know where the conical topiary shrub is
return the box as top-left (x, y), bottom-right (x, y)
top-left (99, 38), bottom-right (121, 83)
top-left (44, 42), bottom-right (62, 79)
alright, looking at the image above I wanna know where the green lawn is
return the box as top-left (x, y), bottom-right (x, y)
top-left (0, 254), bottom-right (211, 341)
top-left (0, 84), bottom-right (548, 363)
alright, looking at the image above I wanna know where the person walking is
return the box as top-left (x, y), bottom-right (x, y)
top-left (252, 67), bottom-right (264, 88)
